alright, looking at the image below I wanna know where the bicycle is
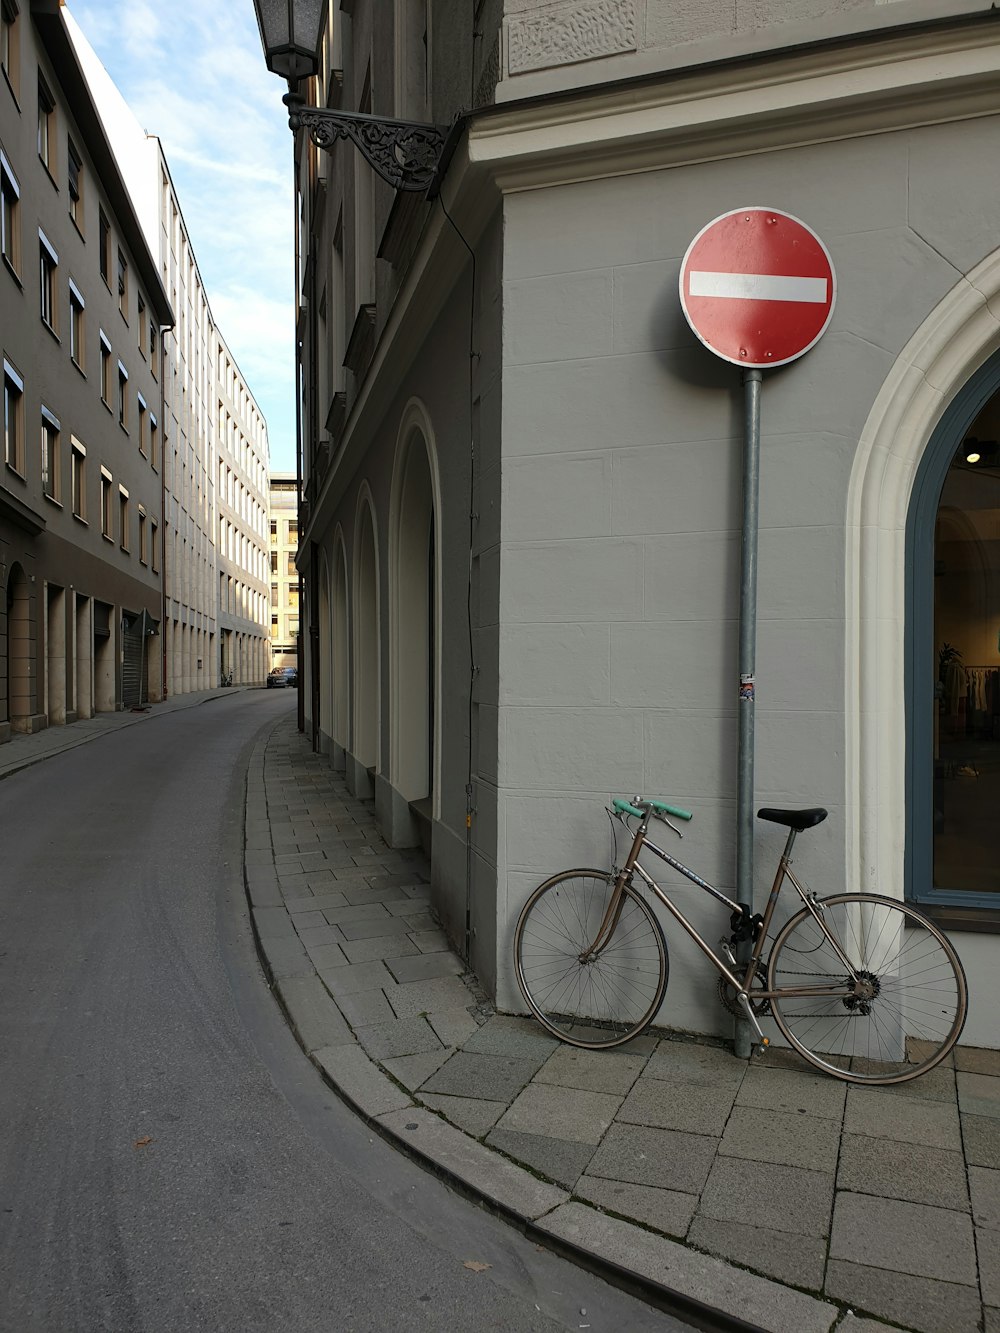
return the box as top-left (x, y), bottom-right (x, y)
top-left (513, 797), bottom-right (967, 1085)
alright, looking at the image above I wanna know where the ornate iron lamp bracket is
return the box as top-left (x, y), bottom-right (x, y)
top-left (285, 95), bottom-right (446, 193)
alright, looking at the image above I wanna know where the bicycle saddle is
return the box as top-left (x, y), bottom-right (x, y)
top-left (756, 807), bottom-right (827, 830)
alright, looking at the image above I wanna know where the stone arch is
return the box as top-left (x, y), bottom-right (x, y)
top-left (389, 399), bottom-right (443, 814)
top-left (847, 247), bottom-right (1000, 902)
top-left (352, 486), bottom-right (380, 785)
top-left (332, 526), bottom-right (350, 763)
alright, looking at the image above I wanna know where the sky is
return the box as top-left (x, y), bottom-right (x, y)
top-left (67, 0), bottom-right (298, 472)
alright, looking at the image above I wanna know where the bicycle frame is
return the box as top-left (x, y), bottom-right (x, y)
top-left (595, 810), bottom-right (863, 1009)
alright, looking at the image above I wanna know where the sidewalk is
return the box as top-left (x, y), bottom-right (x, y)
top-left (247, 715), bottom-right (1000, 1333)
top-left (0, 685), bottom-right (252, 782)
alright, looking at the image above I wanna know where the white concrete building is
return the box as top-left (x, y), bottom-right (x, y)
top-left (66, 9), bottom-right (271, 694)
top-left (283, 0), bottom-right (1000, 1055)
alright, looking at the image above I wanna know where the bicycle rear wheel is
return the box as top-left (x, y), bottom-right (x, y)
top-left (514, 869), bottom-right (668, 1049)
top-left (767, 893), bottom-right (967, 1084)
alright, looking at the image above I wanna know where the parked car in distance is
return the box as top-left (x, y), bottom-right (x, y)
top-left (267, 666), bottom-right (298, 688)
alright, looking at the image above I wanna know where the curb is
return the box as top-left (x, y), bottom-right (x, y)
top-left (242, 726), bottom-right (843, 1333)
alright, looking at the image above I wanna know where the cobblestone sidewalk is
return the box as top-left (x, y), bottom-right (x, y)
top-left (248, 716), bottom-right (1000, 1333)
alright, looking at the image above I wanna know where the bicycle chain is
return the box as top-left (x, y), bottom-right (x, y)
top-left (718, 960), bottom-right (772, 1018)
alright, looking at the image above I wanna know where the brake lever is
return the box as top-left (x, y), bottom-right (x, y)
top-left (656, 811), bottom-right (685, 839)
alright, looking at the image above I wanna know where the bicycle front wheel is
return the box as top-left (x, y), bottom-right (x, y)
top-left (767, 893), bottom-right (967, 1084)
top-left (514, 869), bottom-right (668, 1049)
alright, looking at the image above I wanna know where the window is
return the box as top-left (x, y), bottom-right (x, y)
top-left (287, 522), bottom-right (298, 545)
top-left (137, 293), bottom-right (145, 354)
top-left (99, 208), bottom-right (110, 285)
top-left (117, 360), bottom-right (128, 429)
top-left (270, 549), bottom-right (278, 573)
top-left (150, 412), bottom-right (158, 469)
top-left (69, 280), bottom-right (84, 368)
top-left (270, 581), bottom-right (277, 603)
top-left (100, 469), bottom-right (112, 538)
top-left (288, 585), bottom-right (299, 609)
top-left (2, 0), bottom-right (20, 100)
top-left (136, 393), bottom-right (147, 454)
top-left (4, 358), bottom-right (24, 475)
top-left (99, 331), bottom-right (111, 404)
top-left (37, 75), bottom-right (54, 174)
top-left (151, 519), bottom-right (158, 572)
top-left (119, 486), bottom-right (129, 550)
top-left (1, 150), bottom-right (19, 275)
top-left (149, 319), bottom-right (157, 373)
top-left (67, 138), bottom-right (83, 230)
top-left (138, 506), bottom-right (147, 563)
top-left (40, 407), bottom-right (60, 501)
top-left (38, 229), bottom-right (57, 331)
top-left (117, 248), bottom-right (128, 319)
top-left (71, 438), bottom-right (85, 519)
top-left (269, 519), bottom-right (277, 539)
top-left (286, 552), bottom-right (296, 577)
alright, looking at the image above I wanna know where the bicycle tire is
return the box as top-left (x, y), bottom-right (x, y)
top-left (767, 893), bottom-right (967, 1084)
top-left (514, 868), bottom-right (668, 1049)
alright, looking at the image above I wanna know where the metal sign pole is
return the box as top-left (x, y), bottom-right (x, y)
top-left (734, 367), bottom-right (762, 1059)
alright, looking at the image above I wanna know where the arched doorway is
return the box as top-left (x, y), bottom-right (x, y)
top-left (390, 419), bottom-right (438, 812)
top-left (332, 533), bottom-right (349, 770)
top-left (352, 492), bottom-right (379, 797)
top-left (318, 554), bottom-right (332, 753)
top-left (5, 564), bottom-right (31, 732)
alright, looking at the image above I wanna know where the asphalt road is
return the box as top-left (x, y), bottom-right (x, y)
top-left (0, 691), bottom-right (681, 1332)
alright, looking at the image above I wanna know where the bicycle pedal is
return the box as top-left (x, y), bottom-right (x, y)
top-left (753, 1038), bottom-right (770, 1059)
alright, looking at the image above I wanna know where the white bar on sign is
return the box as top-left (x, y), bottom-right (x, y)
top-left (689, 271), bottom-right (828, 303)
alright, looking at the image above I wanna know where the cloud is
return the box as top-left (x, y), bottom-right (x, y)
top-left (67, 0), bottom-right (297, 471)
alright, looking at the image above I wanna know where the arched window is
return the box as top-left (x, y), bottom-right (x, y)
top-left (907, 349), bottom-right (1000, 908)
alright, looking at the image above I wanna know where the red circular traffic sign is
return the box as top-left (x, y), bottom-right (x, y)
top-left (679, 207), bottom-right (836, 368)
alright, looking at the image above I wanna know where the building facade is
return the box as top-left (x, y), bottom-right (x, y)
top-left (1, 0), bottom-right (173, 740)
top-left (268, 471), bottom-right (298, 670)
top-left (282, 0), bottom-right (1000, 1050)
top-left (66, 13), bottom-right (272, 696)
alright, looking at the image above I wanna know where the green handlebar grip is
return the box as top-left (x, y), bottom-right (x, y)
top-left (649, 798), bottom-right (693, 822)
top-left (613, 798), bottom-right (645, 818)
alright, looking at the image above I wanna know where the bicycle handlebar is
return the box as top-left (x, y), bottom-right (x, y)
top-left (613, 796), bottom-right (693, 822)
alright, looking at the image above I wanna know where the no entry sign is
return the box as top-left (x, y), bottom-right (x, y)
top-left (679, 208), bottom-right (836, 368)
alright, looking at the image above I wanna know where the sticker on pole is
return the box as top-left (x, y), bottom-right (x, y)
top-left (679, 207), bottom-right (836, 368)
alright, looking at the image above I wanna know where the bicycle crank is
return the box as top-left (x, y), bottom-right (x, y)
top-left (718, 961), bottom-right (771, 1019)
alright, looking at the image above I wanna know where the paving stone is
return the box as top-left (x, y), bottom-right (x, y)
top-left (275, 974), bottom-right (352, 1052)
top-left (735, 1064), bottom-right (848, 1121)
top-left (419, 1094), bottom-right (507, 1137)
top-left (964, 1114), bottom-right (1000, 1169)
top-left (835, 1317), bottom-right (913, 1333)
top-left (379, 1107), bottom-right (568, 1219)
top-left (318, 960), bottom-right (396, 997)
top-left (539, 1203), bottom-right (837, 1333)
top-left (426, 1009), bottom-right (480, 1048)
top-left (337, 915), bottom-right (416, 940)
top-left (573, 1176), bottom-right (697, 1239)
top-left (261, 937), bottom-right (309, 965)
top-left (830, 1193), bottom-right (976, 1284)
top-left (381, 1049), bottom-right (452, 1091)
top-left (496, 1083), bottom-right (622, 1145)
top-left (587, 1123), bottom-right (718, 1195)
top-left (534, 1045), bottom-right (648, 1097)
top-left (409, 930), bottom-right (452, 954)
top-left (355, 1017), bottom-right (443, 1061)
top-left (385, 897), bottom-right (436, 917)
top-left (421, 1051), bottom-right (545, 1102)
top-left (958, 1071), bottom-right (1000, 1120)
top-left (687, 1214), bottom-right (828, 1290)
top-left (247, 878), bottom-right (283, 907)
top-left (699, 1157), bottom-right (833, 1237)
top-left (844, 1086), bottom-right (962, 1150)
top-left (719, 1105), bottom-right (842, 1173)
top-left (304, 941), bottom-right (348, 970)
top-left (837, 1132), bottom-right (969, 1210)
top-left (460, 1015), bottom-right (559, 1060)
top-left (486, 1127), bottom-right (596, 1189)
top-left (866, 1062), bottom-right (958, 1104)
top-left (269, 954), bottom-right (319, 980)
top-left (984, 1308), bottom-right (1000, 1333)
top-left (979, 1225), bottom-right (1000, 1306)
top-left (296, 925), bottom-right (344, 949)
top-left (383, 951), bottom-right (465, 983)
top-left (384, 976), bottom-right (477, 1018)
top-left (824, 1259), bottom-right (982, 1333)
top-left (955, 1047), bottom-right (1000, 1077)
top-left (321, 902), bottom-right (390, 925)
top-left (313, 1044), bottom-right (413, 1117)
top-left (252, 906), bottom-right (297, 941)
top-left (342, 884), bottom-right (414, 906)
top-left (340, 935), bottom-right (420, 964)
top-left (617, 1074), bottom-right (738, 1138)
top-left (971, 1166), bottom-right (1000, 1228)
top-left (334, 988), bottom-right (396, 1027)
top-left (289, 910), bottom-right (328, 930)
top-left (286, 892), bottom-right (349, 914)
top-left (643, 1039), bottom-right (746, 1086)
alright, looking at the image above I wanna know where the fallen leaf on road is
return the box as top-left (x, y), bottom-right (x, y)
top-left (463, 1261), bottom-right (491, 1273)
top-left (134, 1137), bottom-right (153, 1148)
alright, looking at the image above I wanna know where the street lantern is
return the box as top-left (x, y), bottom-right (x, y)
top-left (252, 0), bottom-right (448, 193)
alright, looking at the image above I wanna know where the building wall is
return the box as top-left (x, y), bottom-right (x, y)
top-left (1, 2), bottom-right (170, 738)
top-left (269, 474), bottom-right (299, 668)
